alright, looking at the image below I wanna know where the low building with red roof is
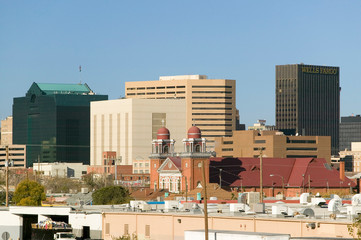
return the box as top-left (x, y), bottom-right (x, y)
top-left (209, 157), bottom-right (356, 197)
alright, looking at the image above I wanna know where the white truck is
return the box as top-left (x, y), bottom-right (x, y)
top-left (54, 232), bottom-right (76, 240)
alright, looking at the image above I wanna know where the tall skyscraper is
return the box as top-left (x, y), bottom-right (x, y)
top-left (125, 75), bottom-right (240, 150)
top-left (13, 83), bottom-right (108, 167)
top-left (275, 64), bottom-right (340, 155)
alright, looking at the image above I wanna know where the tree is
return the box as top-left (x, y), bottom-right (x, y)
top-left (43, 176), bottom-right (81, 193)
top-left (13, 180), bottom-right (46, 206)
top-left (92, 186), bottom-right (131, 205)
top-left (82, 173), bottom-right (114, 191)
top-left (349, 214), bottom-right (361, 239)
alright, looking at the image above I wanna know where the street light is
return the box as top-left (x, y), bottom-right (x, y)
top-left (270, 174), bottom-right (285, 198)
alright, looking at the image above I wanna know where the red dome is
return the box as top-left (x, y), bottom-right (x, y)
top-left (187, 126), bottom-right (201, 138)
top-left (157, 127), bottom-right (170, 140)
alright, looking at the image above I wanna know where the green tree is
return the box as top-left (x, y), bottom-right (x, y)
top-left (0, 191), bottom-right (13, 205)
top-left (92, 186), bottom-right (131, 205)
top-left (13, 180), bottom-right (46, 206)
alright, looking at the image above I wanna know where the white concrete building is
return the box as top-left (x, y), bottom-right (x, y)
top-left (32, 162), bottom-right (88, 178)
top-left (90, 98), bottom-right (186, 166)
top-left (0, 206), bottom-right (102, 239)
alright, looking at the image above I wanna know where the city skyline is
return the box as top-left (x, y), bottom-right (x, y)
top-left (1, 1), bottom-right (361, 127)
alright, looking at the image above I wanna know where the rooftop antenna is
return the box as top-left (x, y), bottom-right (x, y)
top-left (79, 65), bottom-right (82, 84)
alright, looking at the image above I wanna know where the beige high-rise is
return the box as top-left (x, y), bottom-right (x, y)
top-left (125, 75), bottom-right (239, 150)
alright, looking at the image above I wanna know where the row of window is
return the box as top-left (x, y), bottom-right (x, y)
top-left (127, 86), bottom-right (185, 90)
top-left (192, 102), bottom-right (232, 105)
top-left (134, 170), bottom-right (150, 173)
top-left (192, 85), bottom-right (232, 88)
top-left (192, 113), bottom-right (233, 116)
top-left (192, 107), bottom-right (232, 110)
top-left (286, 147), bottom-right (317, 151)
top-left (192, 118), bottom-right (232, 121)
top-left (127, 91), bottom-right (185, 96)
top-left (192, 96), bottom-right (232, 99)
top-left (192, 91), bottom-right (232, 94)
top-left (196, 124), bottom-right (232, 126)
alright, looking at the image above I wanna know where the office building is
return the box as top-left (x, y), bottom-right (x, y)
top-left (339, 142), bottom-right (361, 172)
top-left (214, 130), bottom-right (331, 162)
top-left (247, 119), bottom-right (275, 131)
top-left (275, 64), bottom-right (340, 155)
top-left (1, 116), bottom-right (13, 146)
top-left (13, 82), bottom-right (108, 167)
top-left (0, 145), bottom-right (26, 168)
top-left (90, 98), bottom-right (187, 166)
top-left (340, 115), bottom-right (361, 151)
top-left (125, 75), bottom-right (240, 150)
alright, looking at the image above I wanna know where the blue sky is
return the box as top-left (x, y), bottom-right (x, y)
top-left (1, 1), bottom-right (361, 127)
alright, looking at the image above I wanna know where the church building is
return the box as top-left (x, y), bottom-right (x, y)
top-left (149, 126), bottom-right (214, 193)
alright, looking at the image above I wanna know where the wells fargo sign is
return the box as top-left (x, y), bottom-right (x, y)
top-left (301, 66), bottom-right (338, 75)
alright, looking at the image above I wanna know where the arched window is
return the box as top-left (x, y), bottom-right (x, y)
top-left (162, 179), bottom-right (165, 189)
top-left (163, 145), bottom-right (169, 153)
top-left (177, 179), bottom-right (181, 192)
top-left (195, 144), bottom-right (201, 152)
top-left (169, 180), bottom-right (173, 192)
top-left (186, 144), bottom-right (190, 152)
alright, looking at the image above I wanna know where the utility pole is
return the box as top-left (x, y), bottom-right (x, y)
top-left (201, 160), bottom-right (209, 240)
top-left (5, 145), bottom-right (9, 207)
top-left (259, 148), bottom-right (263, 203)
top-left (185, 177), bottom-right (188, 202)
top-left (308, 175), bottom-right (311, 193)
top-left (219, 168), bottom-right (222, 188)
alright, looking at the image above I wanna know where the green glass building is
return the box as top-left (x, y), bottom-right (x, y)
top-left (13, 83), bottom-right (108, 167)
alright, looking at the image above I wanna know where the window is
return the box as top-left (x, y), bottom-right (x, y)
top-left (198, 162), bottom-right (202, 168)
top-left (145, 225), bottom-right (150, 237)
top-left (222, 148), bottom-right (233, 151)
top-left (124, 224), bottom-right (129, 235)
top-left (195, 144), bottom-right (201, 152)
top-left (105, 223), bottom-right (110, 235)
top-left (254, 140), bottom-right (266, 143)
top-left (145, 163), bottom-right (149, 167)
top-left (134, 170), bottom-right (138, 173)
top-left (223, 141), bottom-right (233, 144)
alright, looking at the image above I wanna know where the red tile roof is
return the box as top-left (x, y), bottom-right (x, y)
top-left (209, 157), bottom-right (356, 188)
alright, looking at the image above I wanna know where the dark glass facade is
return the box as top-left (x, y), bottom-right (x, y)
top-left (276, 64), bottom-right (340, 155)
top-left (339, 115), bottom-right (361, 151)
top-left (13, 83), bottom-right (108, 167)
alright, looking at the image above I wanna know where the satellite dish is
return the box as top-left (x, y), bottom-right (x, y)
top-left (302, 208), bottom-right (315, 218)
top-left (2, 232), bottom-right (10, 240)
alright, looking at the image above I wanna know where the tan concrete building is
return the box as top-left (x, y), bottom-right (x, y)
top-left (1, 116), bottom-right (13, 146)
top-left (0, 145), bottom-right (26, 168)
top-left (214, 130), bottom-right (331, 162)
top-left (133, 158), bottom-right (150, 174)
top-left (340, 142), bottom-right (361, 172)
top-left (125, 75), bottom-right (239, 150)
top-left (90, 98), bottom-right (186, 166)
top-left (102, 211), bottom-right (353, 240)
